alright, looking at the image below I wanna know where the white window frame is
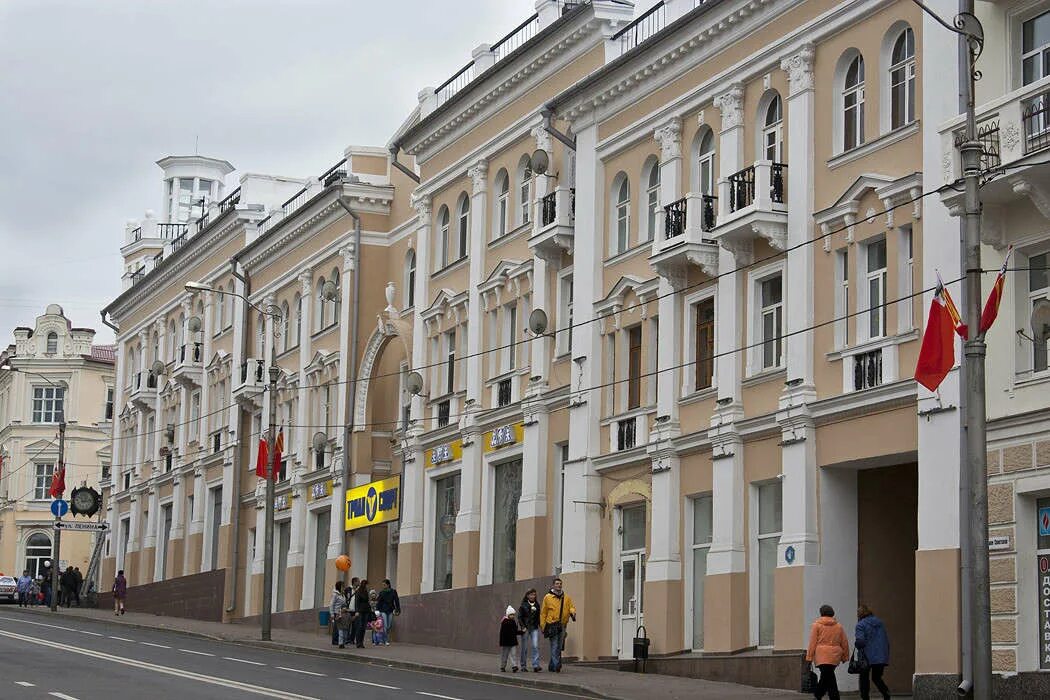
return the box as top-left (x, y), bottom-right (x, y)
top-left (1020, 8), bottom-right (1050, 87)
top-left (457, 195), bottom-right (470, 261)
top-left (686, 493), bottom-right (713, 651)
top-left (613, 176), bottom-right (630, 255)
top-left (644, 160), bottom-right (660, 242)
top-left (897, 227), bottom-right (914, 334)
top-left (46, 332), bottom-right (58, 354)
top-left (834, 248), bottom-right (850, 349)
top-left (33, 462), bottom-right (55, 500)
top-left (749, 480), bottom-right (782, 648)
top-left (1027, 248), bottom-right (1050, 374)
top-left (31, 385), bottom-right (65, 424)
top-left (496, 170), bottom-right (510, 239)
top-left (862, 237), bottom-right (888, 342)
top-left (889, 28), bottom-right (916, 130)
top-left (556, 267), bottom-right (574, 357)
top-left (503, 303), bottom-right (518, 373)
top-left (519, 160), bottom-right (532, 226)
top-left (405, 250), bottom-right (417, 309)
top-left (761, 95), bottom-right (784, 162)
top-left (683, 287), bottom-right (717, 395)
top-left (695, 129), bottom-right (716, 196)
top-left (189, 390), bottom-right (201, 443)
top-left (747, 262), bottom-right (786, 375)
top-left (842, 53), bottom-right (865, 152)
top-left (438, 207), bottom-right (451, 270)
top-left (445, 329), bottom-right (457, 395)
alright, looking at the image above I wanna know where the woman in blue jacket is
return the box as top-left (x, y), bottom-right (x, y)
top-left (854, 605), bottom-right (890, 700)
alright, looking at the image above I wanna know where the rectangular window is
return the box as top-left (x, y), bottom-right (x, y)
top-left (1023, 11), bottom-right (1050, 86)
top-left (558, 273), bottom-right (574, 355)
top-left (837, 249), bottom-right (850, 347)
top-left (433, 473), bottom-right (460, 591)
top-left (313, 509), bottom-right (331, 608)
top-left (32, 386), bottom-right (65, 423)
top-left (105, 387), bottom-right (114, 421)
top-left (760, 275), bottom-right (784, 369)
top-left (34, 463), bottom-right (55, 500)
top-left (552, 443), bottom-right (568, 575)
top-left (691, 495), bottom-right (713, 650)
top-left (209, 486), bottom-right (223, 571)
top-left (123, 471), bottom-right (131, 491)
top-left (445, 330), bottom-right (456, 395)
top-left (160, 504), bottom-right (173, 581)
top-left (491, 460), bottom-right (523, 585)
top-left (189, 391), bottom-right (201, 443)
top-left (757, 482), bottom-right (782, 647)
top-left (695, 299), bottom-right (715, 391)
top-left (146, 416), bottom-right (156, 460)
top-left (1030, 252), bottom-right (1049, 372)
top-left (867, 239), bottom-right (888, 339)
top-left (506, 305), bottom-right (517, 371)
top-left (627, 326), bottom-right (643, 409)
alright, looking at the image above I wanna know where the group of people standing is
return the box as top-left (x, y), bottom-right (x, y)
top-left (499, 577), bottom-right (576, 674)
top-left (15, 566), bottom-right (85, 607)
top-left (330, 578), bottom-right (401, 649)
top-left (806, 604), bottom-right (892, 700)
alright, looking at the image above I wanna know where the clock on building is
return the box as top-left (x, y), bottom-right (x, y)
top-left (70, 487), bottom-right (101, 518)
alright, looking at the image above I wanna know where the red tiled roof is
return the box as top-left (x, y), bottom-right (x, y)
top-left (88, 345), bottom-right (117, 363)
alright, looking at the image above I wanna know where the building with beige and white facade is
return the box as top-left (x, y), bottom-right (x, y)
top-left (97, 0), bottom-right (1050, 695)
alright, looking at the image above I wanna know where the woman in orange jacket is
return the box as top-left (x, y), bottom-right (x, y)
top-left (805, 604), bottom-right (850, 700)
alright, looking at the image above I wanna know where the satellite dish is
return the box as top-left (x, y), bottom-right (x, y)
top-left (1032, 299), bottom-right (1050, 343)
top-left (312, 431), bottom-right (328, 452)
top-left (187, 316), bottom-right (203, 333)
top-left (528, 308), bottom-right (549, 335)
top-left (321, 280), bottom-right (339, 302)
top-left (405, 371), bottom-right (424, 396)
top-left (151, 360), bottom-right (166, 376)
top-left (531, 149), bottom-right (550, 176)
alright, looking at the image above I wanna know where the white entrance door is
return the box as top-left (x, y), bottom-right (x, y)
top-left (616, 504), bottom-right (646, 660)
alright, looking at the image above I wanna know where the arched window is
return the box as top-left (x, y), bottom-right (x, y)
top-left (495, 169), bottom-right (510, 238)
top-left (24, 532), bottom-right (52, 578)
top-left (227, 293), bottom-right (235, 330)
top-left (761, 94), bottom-right (783, 161)
top-left (644, 159), bottom-right (660, 241)
top-left (293, 293), bottom-right (302, 346)
top-left (843, 54), bottom-right (865, 151)
top-left (405, 250), bottom-right (417, 308)
top-left (215, 285), bottom-right (224, 329)
top-left (168, 320), bottom-right (177, 362)
top-left (126, 347), bottom-right (136, 388)
top-left (330, 268), bottom-right (341, 325)
top-left (438, 206), bottom-right (450, 269)
top-left (46, 332), bottom-right (58, 354)
top-left (518, 156), bottom-right (532, 226)
top-left (151, 332), bottom-right (159, 365)
top-left (457, 194), bottom-right (470, 260)
top-left (280, 301), bottom-right (290, 352)
top-left (890, 28), bottom-right (915, 128)
top-left (697, 129), bottom-right (716, 196)
top-left (613, 174), bottom-right (631, 254)
top-left (256, 313), bottom-right (266, 357)
top-left (176, 314), bottom-right (185, 356)
top-left (315, 276), bottom-right (327, 332)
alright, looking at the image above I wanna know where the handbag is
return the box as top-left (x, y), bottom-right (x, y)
top-left (847, 648), bottom-right (869, 674)
top-left (801, 664), bottom-right (818, 693)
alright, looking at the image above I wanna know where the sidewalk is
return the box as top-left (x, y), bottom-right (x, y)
top-left (11, 606), bottom-right (798, 699)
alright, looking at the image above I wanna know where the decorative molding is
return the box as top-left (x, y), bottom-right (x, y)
top-left (653, 117), bottom-right (682, 161)
top-left (720, 238), bottom-right (753, 266)
top-left (341, 243), bottom-right (356, 272)
top-left (714, 84), bottom-right (744, 131)
top-left (531, 124), bottom-right (552, 154)
top-left (468, 159), bottom-right (489, 194)
top-left (779, 43), bottom-right (815, 96)
top-left (1011, 176), bottom-right (1050, 219)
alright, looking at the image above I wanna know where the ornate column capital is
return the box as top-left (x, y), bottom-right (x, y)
top-left (713, 84), bottom-right (744, 131)
top-left (340, 243), bottom-right (356, 272)
top-left (411, 192), bottom-right (432, 220)
top-left (531, 124), bottom-right (552, 154)
top-left (468, 159), bottom-right (489, 194)
top-left (780, 44), bottom-right (815, 96)
top-left (299, 270), bottom-right (313, 296)
top-left (653, 117), bottom-right (682, 161)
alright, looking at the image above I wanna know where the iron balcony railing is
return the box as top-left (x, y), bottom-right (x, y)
top-left (853, 349), bottom-right (883, 391)
top-left (728, 163), bottom-right (787, 213)
top-left (155, 223), bottom-right (187, 239)
top-left (131, 226), bottom-right (142, 242)
top-left (701, 194), bottom-right (717, 232)
top-left (218, 187), bottom-right (241, 214)
top-left (491, 12), bottom-right (541, 62)
top-left (616, 416), bottom-right (637, 451)
top-left (541, 191), bottom-right (558, 226)
top-left (321, 158), bottom-right (348, 187)
top-left (179, 343), bottom-right (203, 364)
top-left (436, 400), bottom-right (451, 428)
top-left (130, 267), bottom-right (145, 285)
top-left (497, 378), bottom-right (513, 407)
top-left (664, 197), bottom-right (687, 239)
top-left (169, 232), bottom-right (189, 253)
top-left (613, 1), bottom-right (665, 52)
top-left (1023, 91), bottom-right (1050, 154)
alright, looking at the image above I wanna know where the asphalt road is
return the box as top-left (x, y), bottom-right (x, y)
top-left (0, 608), bottom-right (585, 700)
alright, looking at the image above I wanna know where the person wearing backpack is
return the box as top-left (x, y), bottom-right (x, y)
top-left (539, 577), bottom-right (575, 673)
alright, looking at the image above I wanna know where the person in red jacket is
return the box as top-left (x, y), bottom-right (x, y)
top-left (806, 604), bottom-right (850, 700)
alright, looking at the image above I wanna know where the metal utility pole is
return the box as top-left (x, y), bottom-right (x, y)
top-left (51, 420), bottom-right (65, 612)
top-left (261, 344), bottom-right (279, 640)
top-left (957, 4), bottom-right (992, 696)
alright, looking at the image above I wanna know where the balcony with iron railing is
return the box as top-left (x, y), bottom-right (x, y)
top-left (649, 193), bottom-right (719, 278)
top-left (707, 161), bottom-right (788, 252)
top-left (130, 369), bottom-right (158, 408)
top-left (172, 342), bottom-right (204, 387)
top-left (233, 358), bottom-right (266, 408)
top-left (529, 186), bottom-right (575, 260)
top-left (257, 157), bottom-right (348, 235)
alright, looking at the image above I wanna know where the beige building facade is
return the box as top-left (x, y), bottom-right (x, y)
top-left (97, 0), bottom-right (1043, 695)
top-left (0, 305), bottom-right (115, 581)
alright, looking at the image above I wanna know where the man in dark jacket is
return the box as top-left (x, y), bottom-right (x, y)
top-left (351, 579), bottom-right (373, 648)
top-left (71, 567), bottom-right (83, 606)
top-left (375, 579), bottom-right (400, 646)
top-left (59, 567), bottom-right (76, 608)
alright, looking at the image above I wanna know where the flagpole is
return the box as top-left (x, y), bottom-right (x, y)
top-left (51, 420), bottom-right (65, 612)
top-left (261, 323), bottom-right (279, 642)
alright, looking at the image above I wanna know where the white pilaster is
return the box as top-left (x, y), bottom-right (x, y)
top-left (707, 436), bottom-right (745, 576)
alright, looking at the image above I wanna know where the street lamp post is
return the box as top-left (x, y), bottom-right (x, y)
top-left (2, 364), bottom-right (67, 612)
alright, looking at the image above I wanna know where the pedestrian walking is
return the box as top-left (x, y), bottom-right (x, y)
top-left (375, 579), bottom-right (401, 646)
top-left (16, 571), bottom-right (32, 608)
top-left (60, 566), bottom-right (76, 608)
top-left (854, 605), bottom-right (891, 700)
top-left (806, 604), bottom-right (850, 700)
top-left (518, 588), bottom-right (543, 672)
top-left (499, 605), bottom-right (523, 672)
top-left (112, 570), bottom-right (128, 615)
top-left (72, 567), bottom-right (83, 607)
top-left (330, 581), bottom-right (347, 648)
top-left (351, 579), bottom-right (373, 648)
top-left (539, 577), bottom-right (576, 673)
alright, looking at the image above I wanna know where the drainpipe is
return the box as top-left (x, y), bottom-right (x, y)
top-left (389, 144), bottom-right (421, 184)
top-left (100, 311), bottom-right (119, 334)
top-left (335, 198), bottom-right (363, 567)
top-left (224, 257), bottom-right (249, 614)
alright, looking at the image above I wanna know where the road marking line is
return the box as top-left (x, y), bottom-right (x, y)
top-left (179, 649), bottom-right (214, 656)
top-left (277, 666), bottom-right (324, 677)
top-left (140, 642), bottom-right (170, 649)
top-left (15, 681), bottom-right (34, 687)
top-left (416, 693), bottom-right (463, 700)
top-left (79, 631), bottom-right (103, 637)
top-left (340, 678), bottom-right (400, 689)
top-left (0, 628), bottom-right (319, 700)
top-left (225, 657), bottom-right (265, 666)
top-left (49, 694), bottom-right (80, 700)
top-left (0, 615), bottom-right (97, 636)
top-left (109, 636), bottom-right (134, 642)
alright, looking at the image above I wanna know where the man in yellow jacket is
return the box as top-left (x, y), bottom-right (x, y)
top-left (539, 577), bottom-right (576, 673)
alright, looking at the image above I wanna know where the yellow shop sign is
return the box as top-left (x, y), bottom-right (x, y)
top-left (344, 474), bottom-right (401, 532)
top-left (483, 423), bottom-right (523, 453)
top-left (425, 439), bottom-right (463, 468)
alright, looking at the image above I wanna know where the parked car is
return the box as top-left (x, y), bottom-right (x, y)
top-left (0, 575), bottom-right (16, 602)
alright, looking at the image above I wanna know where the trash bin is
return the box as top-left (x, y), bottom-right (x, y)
top-left (319, 609), bottom-right (330, 627)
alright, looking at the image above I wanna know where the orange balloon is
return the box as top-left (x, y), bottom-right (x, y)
top-left (335, 554), bottom-right (351, 572)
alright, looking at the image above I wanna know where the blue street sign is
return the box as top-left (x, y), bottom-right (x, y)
top-left (50, 499), bottom-right (68, 518)
top-left (1039, 506), bottom-right (1050, 537)
top-left (785, 545), bottom-right (796, 565)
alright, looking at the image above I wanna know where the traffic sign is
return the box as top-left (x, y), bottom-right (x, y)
top-left (54, 521), bottom-right (107, 532)
top-left (50, 499), bottom-right (69, 518)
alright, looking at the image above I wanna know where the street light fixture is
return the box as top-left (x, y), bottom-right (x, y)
top-left (186, 280), bottom-right (284, 641)
top-left (2, 363), bottom-right (66, 611)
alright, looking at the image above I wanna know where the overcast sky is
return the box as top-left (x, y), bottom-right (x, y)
top-left (0, 0), bottom-right (549, 345)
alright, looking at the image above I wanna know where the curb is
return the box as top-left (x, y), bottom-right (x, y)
top-left (12, 608), bottom-right (611, 699)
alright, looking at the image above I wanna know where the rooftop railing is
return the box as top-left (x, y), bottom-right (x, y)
top-left (491, 13), bottom-right (541, 62)
top-left (613, 1), bottom-right (665, 51)
top-left (218, 187), bottom-right (241, 214)
top-left (156, 223), bottom-right (187, 239)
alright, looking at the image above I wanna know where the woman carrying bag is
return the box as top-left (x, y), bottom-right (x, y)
top-left (805, 604), bottom-right (849, 700)
top-left (853, 605), bottom-right (891, 700)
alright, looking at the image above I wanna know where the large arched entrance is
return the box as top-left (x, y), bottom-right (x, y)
top-left (25, 532), bottom-right (52, 577)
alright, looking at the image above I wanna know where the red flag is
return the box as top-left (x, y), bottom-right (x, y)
top-left (273, 429), bottom-right (284, 480)
top-left (48, 464), bottom-right (66, 498)
top-left (915, 281), bottom-right (957, 392)
top-left (979, 246), bottom-right (1013, 334)
top-left (255, 437), bottom-right (269, 479)
top-left (937, 272), bottom-right (968, 340)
